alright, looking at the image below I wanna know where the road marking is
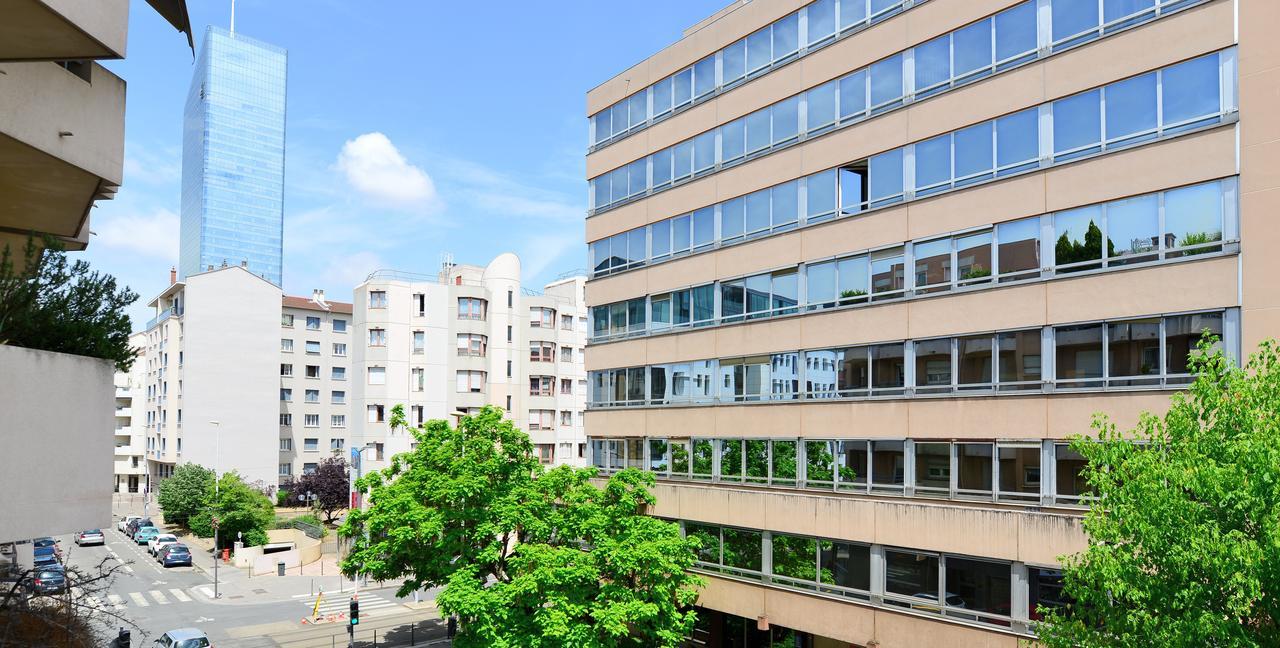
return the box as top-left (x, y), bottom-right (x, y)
top-left (197, 586), bottom-right (214, 598)
top-left (169, 588), bottom-right (192, 602)
top-left (123, 565), bottom-right (134, 573)
top-left (148, 590), bottom-right (170, 604)
top-left (129, 592), bottom-right (149, 607)
top-left (107, 594), bottom-right (125, 610)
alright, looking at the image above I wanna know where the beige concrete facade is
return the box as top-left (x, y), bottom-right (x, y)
top-left (585, 0), bottom-right (1271, 644)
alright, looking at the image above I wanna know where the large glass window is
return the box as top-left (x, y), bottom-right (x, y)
top-left (745, 440), bottom-right (769, 484)
top-left (692, 439), bottom-right (714, 480)
top-left (1105, 72), bottom-right (1157, 145)
top-left (1055, 323), bottom-right (1104, 387)
top-left (771, 534), bottom-right (817, 582)
top-left (1054, 89), bottom-right (1102, 160)
top-left (885, 550), bottom-right (939, 607)
top-left (1053, 0), bottom-right (1101, 48)
top-left (722, 528), bottom-right (762, 573)
top-left (1054, 443), bottom-right (1089, 502)
top-left (1163, 54), bottom-right (1222, 131)
top-left (871, 248), bottom-right (905, 298)
top-left (1055, 205), bottom-right (1105, 271)
top-left (869, 54), bottom-right (904, 111)
top-left (1108, 318), bottom-right (1162, 386)
top-left (946, 558), bottom-right (1012, 622)
top-left (997, 329), bottom-right (1042, 389)
top-left (956, 443), bottom-right (994, 496)
top-left (1165, 311), bottom-right (1223, 378)
top-left (915, 338), bottom-right (953, 392)
top-left (839, 70), bottom-right (868, 122)
top-left (914, 442), bottom-right (951, 495)
top-left (805, 440), bottom-right (836, 488)
top-left (819, 541), bottom-right (871, 592)
top-left (996, 108), bottom-right (1039, 174)
top-left (720, 439), bottom-right (743, 482)
top-left (871, 343), bottom-right (906, 394)
top-left (958, 334), bottom-right (994, 389)
top-left (837, 440), bottom-right (867, 490)
top-left (1164, 181), bottom-right (1225, 256)
top-left (772, 440), bottom-right (798, 486)
top-left (997, 216), bottom-right (1040, 280)
top-left (871, 440), bottom-right (906, 492)
top-left (997, 445), bottom-right (1041, 501)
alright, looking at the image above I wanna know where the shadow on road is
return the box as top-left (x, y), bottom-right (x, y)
top-left (340, 618), bottom-right (450, 647)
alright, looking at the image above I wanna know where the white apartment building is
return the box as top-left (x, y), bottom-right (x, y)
top-left (352, 253), bottom-right (589, 471)
top-left (112, 332), bottom-right (147, 494)
top-left (278, 291), bottom-right (354, 483)
top-left (141, 265), bottom-right (280, 487)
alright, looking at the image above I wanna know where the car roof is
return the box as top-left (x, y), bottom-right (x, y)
top-left (84, 529), bottom-right (102, 533)
top-left (33, 546), bottom-right (54, 554)
top-left (165, 628), bottom-right (207, 639)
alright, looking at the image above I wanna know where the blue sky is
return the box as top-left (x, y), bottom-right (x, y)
top-left (92, 0), bottom-right (726, 327)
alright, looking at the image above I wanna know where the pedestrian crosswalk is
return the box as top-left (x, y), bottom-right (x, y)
top-left (297, 591), bottom-right (402, 617)
top-left (73, 586), bottom-right (205, 609)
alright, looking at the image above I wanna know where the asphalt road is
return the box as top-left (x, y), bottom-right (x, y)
top-left (50, 527), bottom-right (443, 647)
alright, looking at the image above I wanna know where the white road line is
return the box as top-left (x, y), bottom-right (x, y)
top-left (290, 592), bottom-right (312, 598)
top-left (123, 565), bottom-right (135, 573)
top-left (169, 588), bottom-right (192, 602)
top-left (107, 594), bottom-right (125, 610)
top-left (149, 590), bottom-right (170, 605)
top-left (84, 595), bottom-right (103, 609)
top-left (129, 592), bottom-right (149, 607)
top-left (197, 586), bottom-right (214, 598)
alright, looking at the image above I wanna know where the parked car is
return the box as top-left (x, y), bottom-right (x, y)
top-left (32, 537), bottom-right (61, 559)
top-left (152, 627), bottom-right (211, 648)
top-left (32, 546), bottom-right (59, 569)
top-left (75, 529), bottom-right (105, 546)
top-left (158, 544), bottom-right (192, 568)
top-left (25, 565), bottom-right (67, 596)
top-left (126, 518), bottom-right (153, 539)
top-left (148, 534), bottom-right (178, 557)
top-left (134, 527), bottom-right (160, 545)
top-left (119, 516), bottom-right (141, 532)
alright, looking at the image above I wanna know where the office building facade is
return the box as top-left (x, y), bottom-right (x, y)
top-left (584, 0), bottom-right (1274, 645)
top-left (179, 26), bottom-right (287, 286)
top-left (351, 254), bottom-right (589, 472)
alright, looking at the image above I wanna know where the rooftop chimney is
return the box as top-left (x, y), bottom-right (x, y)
top-left (240, 260), bottom-right (247, 267)
top-left (169, 266), bottom-right (176, 285)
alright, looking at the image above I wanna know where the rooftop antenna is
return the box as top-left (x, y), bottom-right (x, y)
top-left (230, 0), bottom-right (236, 35)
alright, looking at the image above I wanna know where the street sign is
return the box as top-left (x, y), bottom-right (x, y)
top-left (211, 517), bottom-right (219, 530)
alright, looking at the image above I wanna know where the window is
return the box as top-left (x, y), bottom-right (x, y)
top-left (367, 405), bottom-right (385, 423)
top-left (281, 339), bottom-right (293, 353)
top-left (304, 414), bottom-right (319, 428)
top-left (411, 405), bottom-right (424, 425)
top-left (331, 391), bottom-right (345, 404)
top-left (459, 297), bottom-right (487, 320)
top-left (530, 375), bottom-right (554, 396)
top-left (530, 307), bottom-right (555, 328)
top-left (530, 342), bottom-right (555, 363)
top-left (306, 316), bottom-right (320, 330)
top-left (331, 415), bottom-right (346, 429)
top-left (280, 363), bottom-right (293, 377)
top-left (561, 378), bottom-right (573, 395)
top-left (367, 367), bottom-right (386, 385)
top-left (302, 437), bottom-right (319, 451)
top-left (456, 370), bottom-right (486, 393)
top-left (332, 367), bottom-right (346, 381)
top-left (280, 388), bottom-right (292, 402)
top-left (457, 334), bottom-right (487, 356)
top-left (305, 389), bottom-right (319, 404)
top-left (305, 365), bottom-right (320, 379)
top-left (304, 340), bottom-right (320, 355)
top-left (413, 331), bottom-right (425, 354)
top-left (281, 313), bottom-right (294, 327)
top-left (561, 314), bottom-right (573, 330)
top-left (885, 550), bottom-right (939, 608)
top-left (560, 411), bottom-right (573, 426)
top-left (279, 463), bottom-right (292, 476)
top-left (526, 443), bottom-right (552, 466)
top-left (369, 290), bottom-right (387, 308)
top-left (561, 346), bottom-right (573, 363)
top-left (279, 438), bottom-right (292, 451)
top-left (279, 414), bottom-right (292, 426)
top-left (413, 293), bottom-right (426, 316)
top-left (998, 444), bottom-right (1041, 502)
top-left (303, 463), bottom-right (318, 475)
top-left (333, 343), bottom-right (347, 357)
top-left (529, 410), bottom-right (555, 430)
top-left (333, 319), bottom-right (347, 333)
top-left (368, 328), bottom-right (386, 347)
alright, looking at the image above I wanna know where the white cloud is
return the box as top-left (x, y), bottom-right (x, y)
top-left (122, 142), bottom-right (181, 187)
top-left (319, 250), bottom-right (387, 290)
top-left (335, 132), bottom-right (440, 210)
top-left (93, 207), bottom-right (179, 263)
top-left (519, 232), bottom-right (584, 280)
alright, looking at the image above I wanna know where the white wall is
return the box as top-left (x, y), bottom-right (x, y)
top-left (181, 268), bottom-right (280, 486)
top-left (0, 345), bottom-right (113, 542)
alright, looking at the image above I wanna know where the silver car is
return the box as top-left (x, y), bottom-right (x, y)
top-left (75, 529), bottom-right (105, 546)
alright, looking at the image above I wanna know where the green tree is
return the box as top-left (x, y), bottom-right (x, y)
top-left (1054, 220), bottom-right (1115, 269)
top-left (0, 235), bottom-right (138, 370)
top-left (190, 472), bottom-right (274, 548)
top-left (1037, 340), bottom-right (1280, 647)
top-left (156, 463), bottom-right (214, 526)
top-left (340, 406), bottom-right (702, 647)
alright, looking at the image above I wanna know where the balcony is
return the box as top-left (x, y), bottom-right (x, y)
top-left (0, 0), bottom-right (128, 61)
top-left (0, 59), bottom-right (125, 251)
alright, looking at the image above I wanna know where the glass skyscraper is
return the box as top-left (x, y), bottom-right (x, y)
top-left (179, 26), bottom-right (287, 286)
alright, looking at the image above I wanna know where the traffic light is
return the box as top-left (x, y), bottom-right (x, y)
top-left (110, 628), bottom-right (130, 648)
top-left (350, 597), bottom-right (359, 625)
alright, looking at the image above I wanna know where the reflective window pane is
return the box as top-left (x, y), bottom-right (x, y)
top-left (774, 13), bottom-right (799, 58)
top-left (1108, 318), bottom-right (1161, 383)
top-left (772, 181), bottom-right (799, 227)
top-left (808, 0), bottom-right (837, 44)
top-left (745, 439), bottom-right (768, 484)
top-left (808, 81), bottom-right (838, 132)
top-left (692, 439), bottom-right (714, 478)
top-left (1165, 312), bottom-right (1223, 375)
top-left (915, 338), bottom-right (952, 391)
top-left (652, 147), bottom-right (673, 187)
top-left (871, 248), bottom-right (905, 296)
top-left (913, 237), bottom-right (952, 291)
top-left (723, 40), bottom-right (746, 86)
top-left (772, 440), bottom-right (798, 486)
top-left (914, 442), bottom-right (951, 492)
top-left (957, 443), bottom-right (993, 493)
top-left (1164, 181), bottom-right (1224, 254)
top-left (998, 446), bottom-right (1040, 498)
top-left (747, 27), bottom-right (771, 72)
top-left (722, 118), bottom-right (745, 163)
top-left (958, 334), bottom-right (994, 387)
top-left (996, 109), bottom-right (1039, 171)
top-left (1052, 0), bottom-right (1100, 44)
top-left (722, 528), bottom-right (762, 572)
top-left (885, 551), bottom-right (939, 604)
top-left (1053, 90), bottom-right (1102, 157)
top-left (820, 541), bottom-right (871, 590)
top-left (805, 440), bottom-right (835, 485)
top-left (672, 214), bottom-right (691, 252)
top-left (772, 97), bottom-right (800, 144)
top-left (673, 141), bottom-right (693, 179)
top-left (998, 329), bottom-right (1042, 386)
top-left (914, 134), bottom-right (952, 192)
top-left (807, 169), bottom-right (838, 220)
top-left (837, 346), bottom-right (870, 393)
top-left (1056, 323), bottom-right (1104, 383)
top-left (839, 70), bottom-right (868, 120)
top-left (869, 149), bottom-right (904, 204)
top-left (871, 343), bottom-right (906, 392)
top-left (839, 0), bottom-right (868, 29)
top-left (629, 93), bottom-right (647, 129)
top-left (957, 230), bottom-right (993, 282)
top-left (693, 56), bottom-right (715, 98)
top-left (837, 440), bottom-right (867, 488)
top-left (1055, 205), bottom-right (1105, 270)
top-left (648, 439), bottom-right (669, 472)
top-left (650, 220), bottom-right (671, 259)
top-left (746, 109), bottom-right (771, 153)
top-left (996, 216), bottom-right (1040, 278)
top-left (1055, 443), bottom-right (1089, 499)
top-left (693, 131), bottom-right (716, 173)
top-left (771, 533), bottom-right (816, 581)
top-left (693, 207), bottom-right (715, 248)
top-left (1162, 54), bottom-right (1221, 129)
top-left (1107, 194), bottom-right (1159, 263)
top-left (652, 77), bottom-right (673, 116)
top-left (954, 18), bottom-right (993, 77)
top-left (954, 122), bottom-right (994, 183)
top-left (746, 190), bottom-right (771, 234)
top-left (839, 164), bottom-right (868, 213)
top-left (995, 2), bottom-right (1037, 63)
top-left (722, 197), bottom-right (746, 241)
top-left (720, 439), bottom-right (743, 480)
top-left (947, 558), bottom-right (1012, 618)
top-left (1105, 73), bottom-right (1157, 143)
top-left (870, 54), bottom-right (904, 108)
top-left (914, 35), bottom-right (951, 94)
top-left (673, 69), bottom-right (692, 107)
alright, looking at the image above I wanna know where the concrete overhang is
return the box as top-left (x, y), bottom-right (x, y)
top-left (0, 0), bottom-right (130, 62)
top-left (0, 60), bottom-right (125, 250)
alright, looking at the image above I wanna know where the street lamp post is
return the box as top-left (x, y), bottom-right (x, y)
top-left (348, 441), bottom-right (376, 648)
top-left (210, 420), bottom-right (222, 599)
